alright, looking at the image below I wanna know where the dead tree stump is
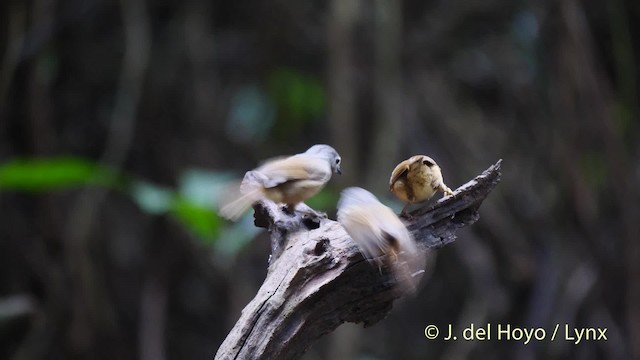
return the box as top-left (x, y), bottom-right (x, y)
top-left (216, 160), bottom-right (502, 360)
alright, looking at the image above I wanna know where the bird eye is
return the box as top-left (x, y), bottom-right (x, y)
top-left (336, 158), bottom-right (341, 164)
top-left (422, 159), bottom-right (435, 167)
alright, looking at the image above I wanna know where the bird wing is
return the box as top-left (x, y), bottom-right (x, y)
top-left (375, 207), bottom-right (424, 292)
top-left (389, 159), bottom-right (412, 189)
top-left (339, 203), bottom-right (423, 291)
top-left (337, 187), bottom-right (425, 293)
top-left (256, 155), bottom-right (330, 189)
top-left (375, 207), bottom-right (417, 255)
top-left (338, 205), bottom-right (387, 260)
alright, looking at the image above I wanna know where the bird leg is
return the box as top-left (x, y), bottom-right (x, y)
top-left (301, 207), bottom-right (328, 220)
top-left (283, 203), bottom-right (297, 215)
top-left (399, 203), bottom-right (415, 220)
top-left (439, 182), bottom-right (455, 197)
top-left (283, 203), bottom-right (327, 220)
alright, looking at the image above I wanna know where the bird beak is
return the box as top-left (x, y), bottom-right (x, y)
top-left (336, 166), bottom-right (342, 175)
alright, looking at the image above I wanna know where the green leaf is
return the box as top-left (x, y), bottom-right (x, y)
top-left (0, 157), bottom-right (121, 191)
top-left (170, 197), bottom-right (221, 243)
top-left (268, 68), bottom-right (326, 135)
top-left (0, 157), bottom-right (227, 247)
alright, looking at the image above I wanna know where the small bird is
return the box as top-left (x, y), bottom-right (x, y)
top-left (389, 155), bottom-right (454, 216)
top-left (337, 187), bottom-right (424, 293)
top-left (219, 144), bottom-right (342, 221)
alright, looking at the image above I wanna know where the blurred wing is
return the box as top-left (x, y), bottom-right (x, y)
top-left (372, 207), bottom-right (424, 293)
top-left (340, 205), bottom-right (425, 293)
top-left (338, 206), bottom-right (387, 260)
top-left (338, 189), bottom-right (426, 294)
top-left (375, 208), bottom-right (418, 255)
top-left (258, 156), bottom-right (330, 188)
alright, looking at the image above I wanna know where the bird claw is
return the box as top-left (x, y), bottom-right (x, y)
top-left (440, 184), bottom-right (455, 197)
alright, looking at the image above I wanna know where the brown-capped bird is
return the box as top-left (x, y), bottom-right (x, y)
top-left (219, 144), bottom-right (342, 221)
top-left (389, 155), bottom-right (454, 216)
top-left (337, 187), bottom-right (424, 293)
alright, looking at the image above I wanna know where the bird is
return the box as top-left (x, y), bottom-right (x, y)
top-left (337, 187), bottom-right (424, 293)
top-left (219, 144), bottom-right (342, 221)
top-left (389, 155), bottom-right (454, 216)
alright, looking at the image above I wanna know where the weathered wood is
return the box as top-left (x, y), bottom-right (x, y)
top-left (215, 160), bottom-right (502, 360)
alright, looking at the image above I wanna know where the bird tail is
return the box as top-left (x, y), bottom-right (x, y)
top-left (218, 176), bottom-right (263, 221)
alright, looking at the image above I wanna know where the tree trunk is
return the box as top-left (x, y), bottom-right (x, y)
top-left (215, 160), bottom-right (502, 360)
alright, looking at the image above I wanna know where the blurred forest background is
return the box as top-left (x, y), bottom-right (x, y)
top-left (1, 0), bottom-right (639, 359)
